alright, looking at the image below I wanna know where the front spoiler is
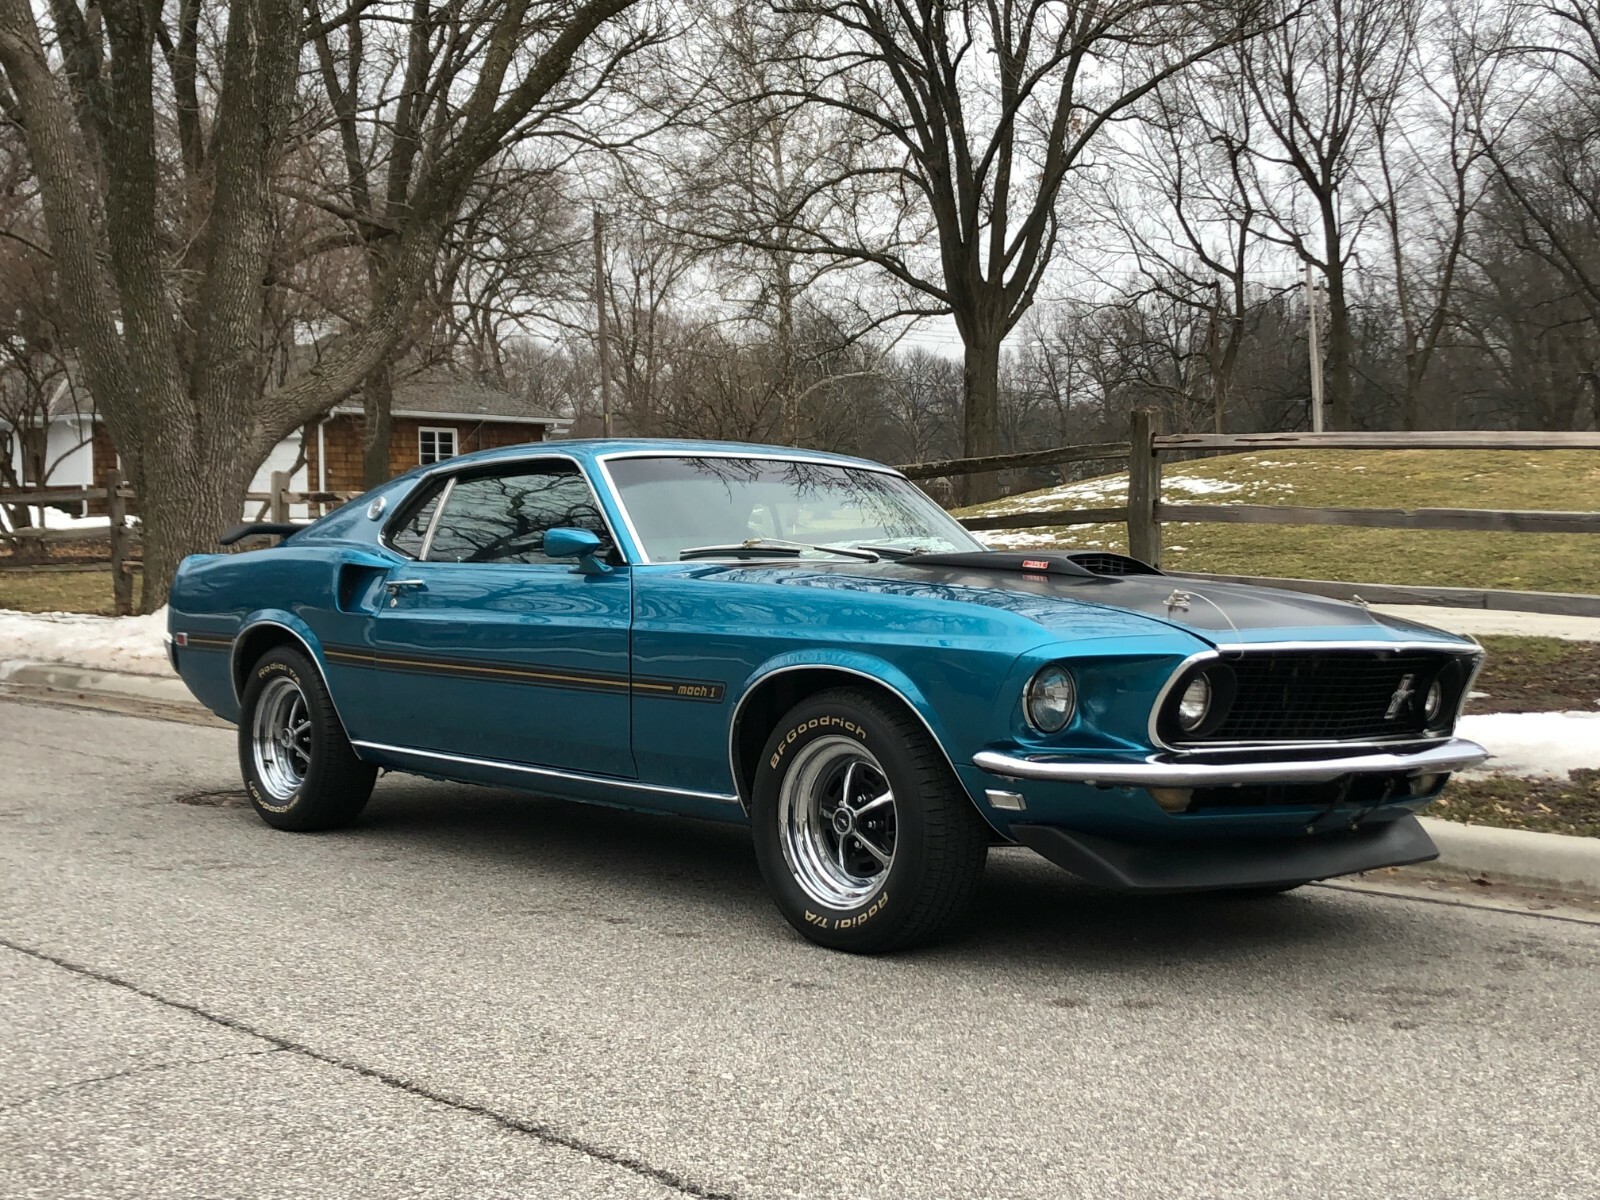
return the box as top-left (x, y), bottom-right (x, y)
top-left (1010, 815), bottom-right (1438, 892)
top-left (972, 737), bottom-right (1488, 788)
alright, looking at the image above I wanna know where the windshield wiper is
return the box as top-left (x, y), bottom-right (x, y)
top-left (679, 539), bottom-right (880, 562)
top-left (850, 543), bottom-right (926, 559)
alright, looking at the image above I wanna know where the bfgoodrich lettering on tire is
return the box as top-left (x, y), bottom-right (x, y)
top-left (237, 646), bottom-right (376, 832)
top-left (751, 687), bottom-right (988, 952)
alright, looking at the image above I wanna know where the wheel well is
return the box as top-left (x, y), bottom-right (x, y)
top-left (231, 623), bottom-right (314, 701)
top-left (730, 667), bottom-right (951, 810)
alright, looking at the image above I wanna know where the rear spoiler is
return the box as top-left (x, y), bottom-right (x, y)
top-left (219, 522), bottom-right (303, 546)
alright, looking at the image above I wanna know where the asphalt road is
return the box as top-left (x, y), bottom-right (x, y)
top-left (2, 697), bottom-right (1597, 1200)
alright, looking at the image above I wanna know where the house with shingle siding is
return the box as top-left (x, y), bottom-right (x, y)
top-left (4, 373), bottom-right (570, 517)
top-left (304, 377), bottom-right (570, 493)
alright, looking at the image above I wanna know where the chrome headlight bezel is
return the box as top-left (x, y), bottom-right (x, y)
top-left (1024, 664), bottom-right (1077, 733)
top-left (1422, 677), bottom-right (1444, 724)
top-left (1176, 675), bottom-right (1212, 733)
top-left (1157, 663), bottom-right (1237, 743)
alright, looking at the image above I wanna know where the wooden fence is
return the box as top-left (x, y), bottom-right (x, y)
top-left (10, 431), bottom-right (1600, 619)
top-left (1, 470), bottom-right (355, 616)
top-left (902, 415), bottom-right (1600, 618)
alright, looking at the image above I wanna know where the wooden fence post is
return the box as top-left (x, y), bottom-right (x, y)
top-left (1127, 408), bottom-right (1163, 567)
top-left (270, 471), bottom-right (290, 526)
top-left (105, 468), bottom-right (134, 617)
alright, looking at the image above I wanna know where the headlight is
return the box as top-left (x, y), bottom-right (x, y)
top-left (1423, 678), bottom-right (1444, 723)
top-left (1176, 675), bottom-right (1212, 732)
top-left (1025, 664), bottom-right (1077, 733)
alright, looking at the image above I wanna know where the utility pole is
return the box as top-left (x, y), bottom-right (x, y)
top-left (1306, 261), bottom-right (1325, 434)
top-left (593, 209), bottom-right (614, 438)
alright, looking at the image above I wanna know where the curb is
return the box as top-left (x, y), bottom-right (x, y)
top-left (4, 659), bottom-right (1600, 898)
top-left (1414, 816), bottom-right (1600, 898)
top-left (0, 659), bottom-right (204, 711)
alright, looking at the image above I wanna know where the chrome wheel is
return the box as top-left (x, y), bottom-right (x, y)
top-left (777, 736), bottom-right (897, 908)
top-left (250, 676), bottom-right (312, 804)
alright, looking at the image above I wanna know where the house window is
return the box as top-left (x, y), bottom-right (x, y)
top-left (419, 427), bottom-right (458, 465)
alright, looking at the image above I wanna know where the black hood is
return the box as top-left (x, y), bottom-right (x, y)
top-left (691, 555), bottom-right (1469, 648)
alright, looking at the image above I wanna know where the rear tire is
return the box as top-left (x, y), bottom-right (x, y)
top-left (237, 646), bottom-right (376, 831)
top-left (751, 687), bottom-right (988, 952)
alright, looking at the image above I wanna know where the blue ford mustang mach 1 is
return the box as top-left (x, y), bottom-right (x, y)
top-left (168, 439), bottom-right (1489, 951)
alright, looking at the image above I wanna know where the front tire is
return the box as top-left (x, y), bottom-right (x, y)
top-left (238, 646), bottom-right (376, 831)
top-left (751, 687), bottom-right (989, 952)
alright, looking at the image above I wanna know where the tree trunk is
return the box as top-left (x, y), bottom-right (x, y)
top-left (361, 362), bottom-right (394, 489)
top-left (133, 435), bottom-right (254, 612)
top-left (960, 332), bottom-right (1003, 505)
top-left (1400, 346), bottom-right (1421, 432)
top-left (1323, 220), bottom-right (1353, 428)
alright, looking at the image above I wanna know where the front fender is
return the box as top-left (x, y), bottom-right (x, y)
top-left (731, 647), bottom-right (1018, 830)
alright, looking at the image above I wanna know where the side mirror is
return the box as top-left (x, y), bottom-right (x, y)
top-left (544, 526), bottom-right (611, 574)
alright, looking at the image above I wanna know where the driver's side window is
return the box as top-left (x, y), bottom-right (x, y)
top-left (424, 464), bottom-right (612, 565)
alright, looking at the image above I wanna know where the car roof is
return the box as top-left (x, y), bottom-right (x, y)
top-left (418, 437), bottom-right (897, 475)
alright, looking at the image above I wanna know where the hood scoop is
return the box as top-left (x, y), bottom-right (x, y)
top-left (901, 550), bottom-right (1163, 579)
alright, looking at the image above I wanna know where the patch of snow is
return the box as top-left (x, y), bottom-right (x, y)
top-left (0, 507), bottom-right (127, 534)
top-left (0, 607), bottom-right (171, 676)
top-left (1457, 711), bottom-right (1600, 779)
top-left (979, 531), bottom-right (1069, 548)
top-left (1164, 476), bottom-right (1245, 496)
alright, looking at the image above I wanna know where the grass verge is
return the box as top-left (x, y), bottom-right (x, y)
top-left (1431, 771), bottom-right (1600, 839)
top-left (1468, 636), bottom-right (1600, 714)
top-left (0, 567), bottom-right (139, 616)
top-left (956, 449), bottom-right (1600, 594)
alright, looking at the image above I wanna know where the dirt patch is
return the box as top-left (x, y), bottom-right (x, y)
top-left (1431, 770), bottom-right (1600, 838)
top-left (175, 788), bottom-right (250, 808)
top-left (1468, 636), bottom-right (1600, 715)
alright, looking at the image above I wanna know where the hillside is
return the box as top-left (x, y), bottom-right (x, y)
top-left (953, 449), bottom-right (1600, 594)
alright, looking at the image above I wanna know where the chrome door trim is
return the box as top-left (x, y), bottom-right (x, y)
top-left (351, 739), bottom-right (740, 805)
top-left (417, 476), bottom-right (454, 560)
top-left (383, 452), bottom-right (633, 565)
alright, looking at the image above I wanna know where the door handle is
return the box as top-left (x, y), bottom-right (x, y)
top-left (384, 579), bottom-right (427, 605)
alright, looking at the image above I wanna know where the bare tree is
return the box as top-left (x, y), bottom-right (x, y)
top-left (1111, 63), bottom-right (1275, 433)
top-left (0, 133), bottom-right (85, 518)
top-left (1236, 0), bottom-right (1421, 428)
top-left (745, 0), bottom-right (1263, 498)
top-left (0, 0), bottom-right (649, 608)
top-left (1362, 1), bottom-right (1493, 427)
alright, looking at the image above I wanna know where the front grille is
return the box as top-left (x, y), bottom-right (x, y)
top-left (1164, 649), bottom-right (1472, 745)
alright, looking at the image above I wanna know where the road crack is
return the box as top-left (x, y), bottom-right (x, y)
top-left (1, 936), bottom-right (738, 1200)
top-left (1, 1047), bottom-right (286, 1114)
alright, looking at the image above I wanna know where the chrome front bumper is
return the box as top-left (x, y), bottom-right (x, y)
top-left (972, 738), bottom-right (1489, 788)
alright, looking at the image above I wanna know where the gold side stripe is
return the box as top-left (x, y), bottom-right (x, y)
top-left (319, 643), bottom-right (724, 702)
top-left (376, 653), bottom-right (631, 690)
top-left (184, 634), bottom-right (233, 649)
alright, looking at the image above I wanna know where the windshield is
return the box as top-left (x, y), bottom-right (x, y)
top-left (603, 455), bottom-right (982, 563)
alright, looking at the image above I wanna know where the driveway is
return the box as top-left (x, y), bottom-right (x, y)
top-left (2, 698), bottom-right (1597, 1199)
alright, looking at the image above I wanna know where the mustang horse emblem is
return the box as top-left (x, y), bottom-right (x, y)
top-left (1385, 674), bottom-right (1418, 720)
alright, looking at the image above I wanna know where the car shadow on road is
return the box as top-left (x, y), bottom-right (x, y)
top-left (334, 778), bottom-right (1473, 977)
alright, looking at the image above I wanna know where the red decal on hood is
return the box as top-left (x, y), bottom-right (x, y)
top-left (1022, 559), bottom-right (1050, 571)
